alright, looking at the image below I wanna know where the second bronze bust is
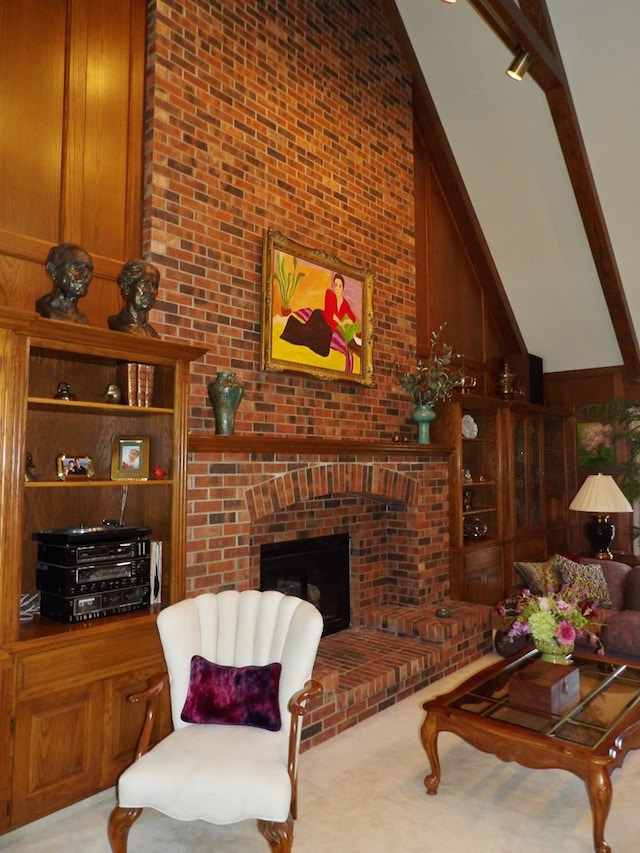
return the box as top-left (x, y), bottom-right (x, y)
top-left (109, 259), bottom-right (160, 338)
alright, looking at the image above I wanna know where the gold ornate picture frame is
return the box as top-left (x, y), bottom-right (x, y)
top-left (56, 454), bottom-right (94, 480)
top-left (110, 435), bottom-right (150, 481)
top-left (260, 228), bottom-right (374, 385)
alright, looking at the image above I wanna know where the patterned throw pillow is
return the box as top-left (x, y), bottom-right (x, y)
top-left (180, 656), bottom-right (282, 730)
top-left (558, 556), bottom-right (613, 608)
top-left (513, 556), bottom-right (563, 594)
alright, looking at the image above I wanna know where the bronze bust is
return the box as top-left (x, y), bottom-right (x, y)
top-left (35, 243), bottom-right (93, 324)
top-left (108, 259), bottom-right (160, 338)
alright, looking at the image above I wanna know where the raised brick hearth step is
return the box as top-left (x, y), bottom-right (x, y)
top-left (301, 603), bottom-right (493, 750)
top-left (361, 600), bottom-right (491, 645)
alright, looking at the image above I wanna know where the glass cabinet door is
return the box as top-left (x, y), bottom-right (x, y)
top-left (513, 413), bottom-right (542, 531)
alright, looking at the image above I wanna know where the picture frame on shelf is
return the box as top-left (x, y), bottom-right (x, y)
top-left (110, 435), bottom-right (150, 481)
top-left (260, 228), bottom-right (374, 386)
top-left (56, 454), bottom-right (94, 480)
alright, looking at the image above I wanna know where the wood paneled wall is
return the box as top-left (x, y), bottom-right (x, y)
top-left (0, 0), bottom-right (145, 326)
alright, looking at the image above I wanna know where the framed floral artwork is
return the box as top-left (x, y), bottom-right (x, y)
top-left (260, 228), bottom-right (374, 385)
top-left (576, 422), bottom-right (614, 469)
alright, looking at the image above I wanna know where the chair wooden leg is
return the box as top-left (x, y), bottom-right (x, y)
top-left (107, 805), bottom-right (143, 853)
top-left (257, 813), bottom-right (294, 852)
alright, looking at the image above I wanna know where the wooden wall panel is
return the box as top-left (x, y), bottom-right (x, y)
top-left (414, 127), bottom-right (515, 393)
top-left (0, 1), bottom-right (66, 244)
top-left (0, 0), bottom-right (145, 327)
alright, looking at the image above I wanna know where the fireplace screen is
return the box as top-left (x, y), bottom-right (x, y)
top-left (259, 533), bottom-right (350, 636)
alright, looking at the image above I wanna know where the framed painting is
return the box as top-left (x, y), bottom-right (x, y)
top-left (260, 228), bottom-right (374, 385)
top-left (110, 435), bottom-right (150, 481)
top-left (576, 422), bottom-right (614, 469)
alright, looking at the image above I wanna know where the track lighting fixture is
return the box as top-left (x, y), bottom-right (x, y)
top-left (506, 48), bottom-right (532, 81)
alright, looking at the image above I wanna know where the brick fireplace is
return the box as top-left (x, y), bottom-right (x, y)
top-left (187, 435), bottom-right (451, 608)
top-left (187, 434), bottom-right (492, 746)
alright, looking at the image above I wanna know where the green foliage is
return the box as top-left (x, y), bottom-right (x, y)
top-left (397, 324), bottom-right (465, 407)
top-left (274, 253), bottom-right (305, 309)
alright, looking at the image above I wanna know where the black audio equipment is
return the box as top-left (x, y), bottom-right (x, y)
top-left (34, 537), bottom-right (150, 567)
top-left (33, 524), bottom-right (152, 624)
top-left (36, 556), bottom-right (150, 597)
top-left (39, 585), bottom-right (151, 623)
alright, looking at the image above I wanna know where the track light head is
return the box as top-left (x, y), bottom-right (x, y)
top-left (506, 49), bottom-right (532, 81)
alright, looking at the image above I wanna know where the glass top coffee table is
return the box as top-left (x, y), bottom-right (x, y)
top-left (420, 649), bottom-right (640, 853)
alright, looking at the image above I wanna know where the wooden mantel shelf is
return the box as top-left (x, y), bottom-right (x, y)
top-left (188, 433), bottom-right (453, 456)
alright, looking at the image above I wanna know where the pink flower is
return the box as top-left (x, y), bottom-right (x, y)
top-left (581, 423), bottom-right (612, 452)
top-left (555, 621), bottom-right (577, 645)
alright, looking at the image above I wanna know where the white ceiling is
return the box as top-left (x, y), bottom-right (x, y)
top-left (395, 0), bottom-right (640, 374)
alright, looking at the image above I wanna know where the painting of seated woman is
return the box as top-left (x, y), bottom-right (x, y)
top-left (261, 229), bottom-right (374, 386)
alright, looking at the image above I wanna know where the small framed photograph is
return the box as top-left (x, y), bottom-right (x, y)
top-left (111, 435), bottom-right (150, 481)
top-left (56, 454), bottom-right (94, 480)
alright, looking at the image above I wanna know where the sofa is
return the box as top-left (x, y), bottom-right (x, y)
top-left (494, 554), bottom-right (640, 663)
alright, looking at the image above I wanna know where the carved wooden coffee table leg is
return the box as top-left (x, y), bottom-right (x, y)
top-left (586, 762), bottom-right (612, 853)
top-left (420, 712), bottom-right (441, 795)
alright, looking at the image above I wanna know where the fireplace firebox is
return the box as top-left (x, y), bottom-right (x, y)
top-left (259, 533), bottom-right (350, 636)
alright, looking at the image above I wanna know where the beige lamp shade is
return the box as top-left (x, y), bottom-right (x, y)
top-left (569, 474), bottom-right (633, 514)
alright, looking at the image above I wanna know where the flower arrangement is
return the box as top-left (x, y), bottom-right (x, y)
top-left (498, 585), bottom-right (603, 655)
top-left (397, 324), bottom-right (465, 407)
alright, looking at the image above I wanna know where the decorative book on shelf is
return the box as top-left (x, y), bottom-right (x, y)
top-left (116, 362), bottom-right (155, 407)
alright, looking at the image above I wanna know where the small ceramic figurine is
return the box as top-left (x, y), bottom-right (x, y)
top-left (109, 259), bottom-right (160, 337)
top-left (25, 451), bottom-right (38, 482)
top-left (53, 382), bottom-right (77, 401)
top-left (36, 243), bottom-right (93, 324)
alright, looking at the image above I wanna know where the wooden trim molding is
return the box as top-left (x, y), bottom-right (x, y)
top-left (188, 433), bottom-right (453, 457)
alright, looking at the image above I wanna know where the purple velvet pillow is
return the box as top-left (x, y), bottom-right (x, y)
top-left (180, 656), bottom-right (282, 731)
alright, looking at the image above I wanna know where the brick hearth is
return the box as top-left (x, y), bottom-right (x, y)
top-left (301, 600), bottom-right (492, 750)
top-left (188, 435), bottom-right (493, 748)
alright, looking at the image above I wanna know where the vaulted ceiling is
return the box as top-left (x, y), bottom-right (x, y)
top-left (393, 0), bottom-right (640, 379)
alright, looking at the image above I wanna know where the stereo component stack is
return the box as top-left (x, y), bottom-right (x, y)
top-left (32, 525), bottom-right (152, 623)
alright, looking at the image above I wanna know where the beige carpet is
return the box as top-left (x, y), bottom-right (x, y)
top-left (2, 652), bottom-right (638, 852)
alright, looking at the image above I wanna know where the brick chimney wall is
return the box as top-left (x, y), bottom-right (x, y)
top-left (143, 1), bottom-right (450, 600)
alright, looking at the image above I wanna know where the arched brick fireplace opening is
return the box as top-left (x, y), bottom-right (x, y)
top-left (187, 444), bottom-right (452, 627)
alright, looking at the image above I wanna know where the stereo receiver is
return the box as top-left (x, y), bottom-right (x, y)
top-left (36, 556), bottom-right (150, 597)
top-left (39, 585), bottom-right (151, 623)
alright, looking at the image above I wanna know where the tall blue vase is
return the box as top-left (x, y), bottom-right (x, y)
top-left (208, 372), bottom-right (244, 435)
top-left (412, 405), bottom-right (436, 444)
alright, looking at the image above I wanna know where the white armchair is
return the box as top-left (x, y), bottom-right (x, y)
top-left (108, 589), bottom-right (323, 852)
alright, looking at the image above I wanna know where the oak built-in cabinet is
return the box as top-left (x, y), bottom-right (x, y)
top-left (0, 310), bottom-right (206, 830)
top-left (433, 395), bottom-right (569, 606)
top-left (432, 397), bottom-right (505, 605)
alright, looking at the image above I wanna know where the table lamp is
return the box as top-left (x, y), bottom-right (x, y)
top-left (569, 473), bottom-right (633, 559)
